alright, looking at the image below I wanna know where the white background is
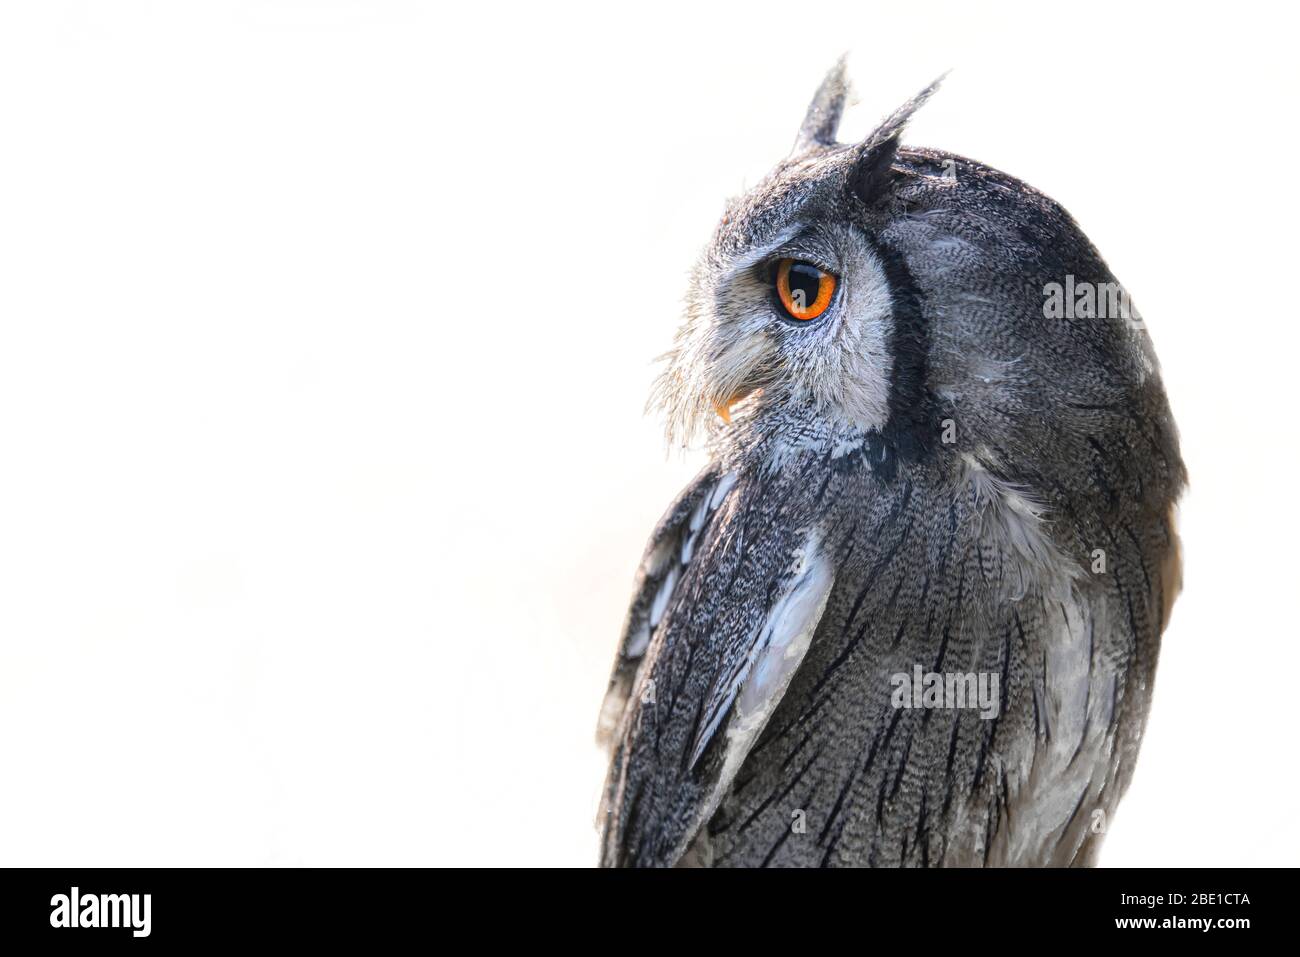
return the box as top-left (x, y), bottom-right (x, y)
top-left (1, 1), bottom-right (1296, 867)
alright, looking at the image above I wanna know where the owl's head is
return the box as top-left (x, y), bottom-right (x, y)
top-left (654, 61), bottom-right (1168, 496)
top-left (653, 61), bottom-right (937, 451)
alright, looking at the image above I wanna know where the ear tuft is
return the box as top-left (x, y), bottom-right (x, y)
top-left (851, 73), bottom-right (948, 202)
top-left (853, 135), bottom-right (903, 201)
top-left (793, 55), bottom-right (850, 152)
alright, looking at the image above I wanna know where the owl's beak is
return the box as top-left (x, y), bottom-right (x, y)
top-left (713, 388), bottom-right (758, 424)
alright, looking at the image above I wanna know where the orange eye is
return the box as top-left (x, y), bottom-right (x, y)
top-left (776, 258), bottom-right (836, 321)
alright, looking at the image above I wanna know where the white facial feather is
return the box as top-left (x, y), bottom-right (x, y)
top-left (814, 229), bottom-right (893, 430)
top-left (656, 217), bottom-right (898, 448)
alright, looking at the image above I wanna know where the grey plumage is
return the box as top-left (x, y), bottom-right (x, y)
top-left (597, 63), bottom-right (1184, 868)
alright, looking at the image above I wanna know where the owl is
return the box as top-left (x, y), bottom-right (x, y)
top-left (596, 61), bottom-right (1185, 868)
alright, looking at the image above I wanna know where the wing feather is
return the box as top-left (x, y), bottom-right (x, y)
top-left (598, 468), bottom-right (834, 867)
top-left (596, 465), bottom-right (723, 748)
